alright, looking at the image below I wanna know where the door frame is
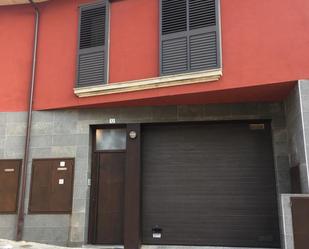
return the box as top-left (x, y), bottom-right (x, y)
top-left (88, 123), bottom-right (141, 248)
top-left (88, 124), bottom-right (127, 244)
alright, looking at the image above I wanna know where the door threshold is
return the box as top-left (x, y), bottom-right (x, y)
top-left (141, 246), bottom-right (279, 249)
top-left (83, 245), bottom-right (124, 249)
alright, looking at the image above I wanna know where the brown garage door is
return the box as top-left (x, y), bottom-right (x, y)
top-left (142, 122), bottom-right (280, 247)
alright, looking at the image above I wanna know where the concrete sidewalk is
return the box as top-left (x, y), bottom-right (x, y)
top-left (0, 239), bottom-right (80, 249)
top-left (0, 240), bottom-right (124, 249)
top-left (0, 240), bottom-right (123, 249)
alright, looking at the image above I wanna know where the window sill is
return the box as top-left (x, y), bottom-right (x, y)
top-left (0, 0), bottom-right (48, 5)
top-left (74, 68), bottom-right (222, 97)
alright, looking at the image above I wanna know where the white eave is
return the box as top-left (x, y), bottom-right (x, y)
top-left (0, 0), bottom-right (48, 6)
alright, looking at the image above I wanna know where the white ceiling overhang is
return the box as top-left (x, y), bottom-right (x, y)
top-left (0, 0), bottom-right (49, 6)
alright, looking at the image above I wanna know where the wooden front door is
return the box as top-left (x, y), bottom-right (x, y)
top-left (96, 152), bottom-right (125, 244)
top-left (89, 128), bottom-right (126, 245)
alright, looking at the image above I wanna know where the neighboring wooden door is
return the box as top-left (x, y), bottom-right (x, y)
top-left (95, 152), bottom-right (125, 244)
top-left (291, 197), bottom-right (309, 249)
top-left (0, 160), bottom-right (21, 213)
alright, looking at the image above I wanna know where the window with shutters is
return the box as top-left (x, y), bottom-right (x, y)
top-left (76, 1), bottom-right (108, 88)
top-left (160, 0), bottom-right (221, 75)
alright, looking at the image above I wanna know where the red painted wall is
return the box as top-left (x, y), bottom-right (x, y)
top-left (0, 0), bottom-right (308, 111)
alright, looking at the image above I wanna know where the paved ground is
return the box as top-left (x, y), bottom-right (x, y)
top-left (0, 240), bottom-right (88, 249)
top-left (0, 240), bottom-right (121, 249)
top-left (0, 241), bottom-right (276, 249)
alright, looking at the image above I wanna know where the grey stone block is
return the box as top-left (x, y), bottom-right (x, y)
top-left (5, 136), bottom-right (25, 150)
top-left (74, 170), bottom-right (88, 186)
top-left (204, 103), bottom-right (231, 117)
top-left (31, 122), bottom-right (53, 135)
top-left (51, 146), bottom-right (76, 157)
top-left (299, 79), bottom-right (309, 89)
top-left (23, 227), bottom-right (70, 243)
top-left (52, 135), bottom-right (77, 146)
top-left (70, 212), bottom-right (86, 227)
top-left (152, 105), bottom-right (177, 122)
top-left (0, 125), bottom-right (6, 136)
top-left (303, 113), bottom-right (309, 128)
top-left (273, 142), bottom-right (289, 156)
top-left (276, 169), bottom-right (292, 194)
top-left (0, 215), bottom-right (15, 228)
top-left (76, 121), bottom-right (91, 134)
top-left (299, 164), bottom-right (309, 193)
top-left (54, 110), bottom-right (78, 123)
top-left (72, 198), bottom-right (87, 213)
top-left (230, 102), bottom-right (259, 116)
top-left (5, 150), bottom-right (24, 159)
top-left (301, 99), bottom-right (309, 113)
top-left (0, 138), bottom-right (4, 149)
top-left (177, 105), bottom-right (204, 121)
top-left (75, 134), bottom-right (90, 147)
top-left (6, 112), bottom-right (27, 122)
top-left (73, 185), bottom-right (88, 200)
top-left (76, 146), bottom-right (89, 160)
top-left (69, 226), bottom-right (85, 242)
top-left (273, 129), bottom-right (288, 143)
top-left (119, 106), bottom-right (153, 122)
top-left (272, 103), bottom-right (285, 114)
top-left (32, 111), bottom-right (54, 123)
top-left (30, 135), bottom-right (53, 148)
top-left (6, 122), bottom-right (26, 136)
top-left (284, 235), bottom-right (295, 249)
top-left (74, 158), bottom-right (90, 172)
top-left (275, 156), bottom-right (290, 171)
top-left (272, 115), bottom-right (287, 129)
top-left (78, 108), bottom-right (108, 121)
top-left (67, 241), bottom-right (83, 247)
top-left (0, 228), bottom-right (15, 240)
top-left (53, 121), bottom-right (77, 135)
top-left (30, 147), bottom-right (52, 158)
top-left (24, 215), bottom-right (70, 228)
top-left (0, 149), bottom-right (4, 158)
top-left (0, 112), bottom-right (7, 123)
top-left (282, 215), bottom-right (294, 236)
top-left (37, 240), bottom-right (68, 247)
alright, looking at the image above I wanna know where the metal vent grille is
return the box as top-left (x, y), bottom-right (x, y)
top-left (162, 37), bottom-right (188, 74)
top-left (162, 0), bottom-right (187, 35)
top-left (80, 6), bottom-right (106, 49)
top-left (189, 0), bottom-right (216, 30)
top-left (190, 32), bottom-right (217, 70)
top-left (78, 50), bottom-right (105, 87)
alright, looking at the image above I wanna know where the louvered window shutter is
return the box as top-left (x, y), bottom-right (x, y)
top-left (76, 2), bottom-right (107, 87)
top-left (160, 0), bottom-right (221, 75)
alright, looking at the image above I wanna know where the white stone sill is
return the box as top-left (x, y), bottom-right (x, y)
top-left (0, 0), bottom-right (48, 6)
top-left (74, 69), bottom-right (222, 98)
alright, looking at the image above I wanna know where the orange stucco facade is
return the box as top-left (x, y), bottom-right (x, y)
top-left (0, 0), bottom-right (308, 111)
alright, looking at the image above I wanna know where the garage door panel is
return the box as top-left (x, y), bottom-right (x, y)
top-left (143, 198), bottom-right (279, 218)
top-left (143, 218), bottom-right (279, 247)
top-left (142, 122), bottom-right (280, 247)
top-left (143, 213), bottom-right (280, 246)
